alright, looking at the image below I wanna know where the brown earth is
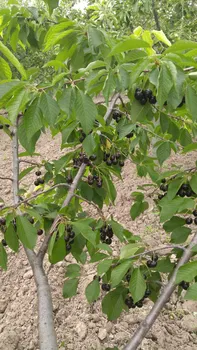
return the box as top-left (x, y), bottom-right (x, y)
top-left (0, 130), bottom-right (197, 350)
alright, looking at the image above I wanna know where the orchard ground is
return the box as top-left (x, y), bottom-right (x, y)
top-left (0, 130), bottom-right (197, 350)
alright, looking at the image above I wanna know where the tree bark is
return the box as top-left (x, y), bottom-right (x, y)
top-left (12, 119), bottom-right (58, 350)
top-left (123, 232), bottom-right (197, 350)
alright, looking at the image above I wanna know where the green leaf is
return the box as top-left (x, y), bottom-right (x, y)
top-left (82, 134), bottom-right (96, 156)
top-left (19, 166), bottom-right (35, 180)
top-left (155, 258), bottom-right (174, 273)
top-left (179, 129), bottom-right (192, 147)
top-left (103, 176), bottom-right (117, 203)
top-left (72, 220), bottom-right (96, 247)
top-left (184, 283), bottom-right (197, 301)
top-left (120, 244), bottom-right (140, 260)
top-left (43, 0), bottom-right (59, 14)
top-left (87, 26), bottom-right (104, 50)
top-left (44, 21), bottom-right (74, 51)
top-left (16, 216), bottom-right (37, 250)
top-left (65, 264), bottom-right (81, 278)
top-left (85, 279), bottom-right (100, 303)
top-left (190, 173), bottom-right (197, 194)
top-left (152, 30), bottom-right (171, 46)
top-left (103, 70), bottom-right (116, 105)
top-left (75, 90), bottom-right (97, 134)
top-left (7, 88), bottom-right (29, 124)
top-left (109, 39), bottom-right (150, 56)
top-left (156, 142), bottom-right (171, 165)
top-left (171, 227), bottom-right (191, 244)
top-left (97, 259), bottom-right (113, 275)
top-left (110, 220), bottom-right (124, 242)
top-left (0, 243), bottom-right (7, 270)
top-left (0, 41), bottom-right (27, 79)
top-left (0, 57), bottom-right (12, 79)
top-left (111, 260), bottom-right (132, 287)
top-left (57, 87), bottom-right (76, 117)
top-left (102, 287), bottom-right (126, 320)
top-left (165, 40), bottom-right (197, 53)
top-left (5, 224), bottom-right (19, 252)
top-left (130, 201), bottom-right (148, 220)
top-left (63, 278), bottom-right (79, 298)
top-left (163, 216), bottom-right (186, 232)
top-left (50, 235), bottom-right (66, 264)
top-left (186, 86), bottom-right (197, 121)
top-left (21, 97), bottom-right (42, 141)
top-left (160, 198), bottom-right (194, 222)
top-left (176, 261), bottom-right (197, 284)
top-left (157, 63), bottom-right (173, 107)
top-left (90, 252), bottom-right (108, 262)
top-left (62, 120), bottom-right (78, 145)
top-left (160, 113), bottom-right (169, 133)
top-left (130, 99), bottom-right (151, 122)
top-left (40, 93), bottom-right (60, 126)
top-left (183, 143), bottom-right (197, 153)
top-left (129, 268), bottom-right (146, 303)
top-left (166, 178), bottom-right (183, 201)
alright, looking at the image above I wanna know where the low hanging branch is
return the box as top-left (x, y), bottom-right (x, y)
top-left (123, 232), bottom-right (197, 350)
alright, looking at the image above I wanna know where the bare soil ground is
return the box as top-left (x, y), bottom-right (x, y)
top-left (0, 131), bottom-right (197, 350)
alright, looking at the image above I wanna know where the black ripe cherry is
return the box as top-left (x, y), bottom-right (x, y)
top-left (147, 260), bottom-right (157, 268)
top-left (101, 283), bottom-right (111, 291)
top-left (37, 229), bottom-right (43, 236)
top-left (0, 218), bottom-right (6, 225)
top-left (2, 239), bottom-right (7, 246)
top-left (119, 160), bottom-right (124, 167)
top-left (193, 210), bottom-right (197, 217)
top-left (185, 217), bottom-right (193, 225)
top-left (35, 170), bottom-right (41, 176)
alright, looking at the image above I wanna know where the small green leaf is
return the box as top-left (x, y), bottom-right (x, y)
top-left (156, 142), bottom-right (171, 165)
top-left (0, 243), bottom-right (7, 270)
top-left (85, 279), bottom-right (100, 303)
top-left (63, 278), bottom-right (79, 298)
top-left (111, 260), bottom-right (132, 287)
top-left (97, 259), bottom-right (113, 275)
top-left (109, 39), bottom-right (150, 56)
top-left (184, 283), bottom-right (197, 301)
top-left (5, 224), bottom-right (19, 252)
top-left (120, 244), bottom-right (140, 260)
top-left (163, 216), bottom-right (186, 232)
top-left (90, 252), bottom-right (108, 262)
top-left (130, 201), bottom-right (148, 220)
top-left (129, 268), bottom-right (146, 303)
top-left (65, 264), bottom-right (80, 278)
top-left (19, 166), bottom-right (35, 180)
top-left (16, 216), bottom-right (37, 249)
top-left (176, 261), bottom-right (197, 284)
top-left (110, 220), bottom-right (124, 242)
top-left (102, 286), bottom-right (127, 320)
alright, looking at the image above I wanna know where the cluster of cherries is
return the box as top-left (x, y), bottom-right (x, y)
top-left (134, 88), bottom-right (157, 105)
top-left (158, 178), bottom-right (195, 200)
top-left (185, 209), bottom-right (197, 225)
top-left (73, 153), bottom-right (96, 168)
top-left (125, 287), bottom-right (151, 309)
top-left (112, 110), bottom-right (122, 123)
top-left (0, 217), bottom-right (7, 246)
top-left (100, 224), bottom-right (114, 245)
top-left (64, 225), bottom-right (75, 252)
top-left (103, 151), bottom-right (124, 167)
top-left (34, 170), bottom-right (45, 186)
top-left (0, 124), bottom-right (10, 129)
top-left (88, 174), bottom-right (103, 188)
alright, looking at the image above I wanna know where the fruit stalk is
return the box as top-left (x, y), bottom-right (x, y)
top-left (123, 232), bottom-right (197, 350)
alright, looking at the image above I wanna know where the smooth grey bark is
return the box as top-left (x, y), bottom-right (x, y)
top-left (123, 232), bottom-right (197, 350)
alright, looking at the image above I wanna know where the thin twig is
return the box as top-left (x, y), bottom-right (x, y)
top-left (128, 244), bottom-right (186, 260)
top-left (0, 176), bottom-right (13, 182)
top-left (104, 92), bottom-right (120, 122)
top-left (123, 232), bottom-right (197, 350)
top-left (19, 159), bottom-right (41, 166)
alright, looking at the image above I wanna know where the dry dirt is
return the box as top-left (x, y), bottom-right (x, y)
top-left (0, 130), bottom-right (197, 350)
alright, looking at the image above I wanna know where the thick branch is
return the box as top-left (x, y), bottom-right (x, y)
top-left (152, 0), bottom-right (161, 30)
top-left (104, 92), bottom-right (120, 122)
top-left (123, 232), bottom-right (197, 350)
top-left (12, 119), bottom-right (58, 350)
top-left (37, 163), bottom-right (87, 263)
